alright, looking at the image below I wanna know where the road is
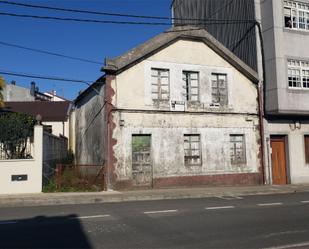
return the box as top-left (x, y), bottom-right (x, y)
top-left (1, 192), bottom-right (309, 249)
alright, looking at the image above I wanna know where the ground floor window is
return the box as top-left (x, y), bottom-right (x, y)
top-left (305, 135), bottom-right (309, 164)
top-left (184, 134), bottom-right (201, 166)
top-left (230, 134), bottom-right (246, 165)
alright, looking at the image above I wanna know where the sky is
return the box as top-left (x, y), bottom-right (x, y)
top-left (0, 0), bottom-right (172, 100)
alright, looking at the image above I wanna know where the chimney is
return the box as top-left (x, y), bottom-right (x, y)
top-left (30, 81), bottom-right (36, 96)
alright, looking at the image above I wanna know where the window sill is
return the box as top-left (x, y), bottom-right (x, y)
top-left (283, 27), bottom-right (309, 35)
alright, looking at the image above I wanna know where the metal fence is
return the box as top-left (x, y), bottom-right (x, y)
top-left (55, 164), bottom-right (105, 191)
top-left (0, 138), bottom-right (33, 160)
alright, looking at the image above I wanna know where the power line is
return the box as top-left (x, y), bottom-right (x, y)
top-left (0, 11), bottom-right (256, 26)
top-left (0, 40), bottom-right (102, 65)
top-left (0, 70), bottom-right (94, 85)
top-left (0, 0), bottom-right (171, 20)
top-left (0, 11), bottom-right (172, 25)
top-left (0, 0), bottom-right (245, 23)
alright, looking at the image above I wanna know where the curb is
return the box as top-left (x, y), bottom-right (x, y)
top-left (1, 185), bottom-right (309, 208)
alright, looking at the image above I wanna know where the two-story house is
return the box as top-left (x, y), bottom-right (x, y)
top-left (74, 27), bottom-right (263, 190)
top-left (172, 0), bottom-right (309, 185)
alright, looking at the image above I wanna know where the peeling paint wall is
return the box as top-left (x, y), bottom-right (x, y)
top-left (74, 83), bottom-right (106, 165)
top-left (109, 39), bottom-right (261, 188)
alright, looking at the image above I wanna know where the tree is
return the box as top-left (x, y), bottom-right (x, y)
top-left (0, 76), bottom-right (5, 108)
top-left (0, 113), bottom-right (36, 159)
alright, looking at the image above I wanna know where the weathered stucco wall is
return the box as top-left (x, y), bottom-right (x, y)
top-left (266, 122), bottom-right (309, 184)
top-left (114, 40), bottom-right (258, 114)
top-left (74, 83), bottom-right (106, 165)
top-left (113, 112), bottom-right (260, 180)
top-left (109, 39), bottom-right (261, 188)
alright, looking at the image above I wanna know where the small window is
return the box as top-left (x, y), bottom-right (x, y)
top-left (184, 135), bottom-right (201, 166)
top-left (151, 68), bottom-right (170, 101)
top-left (183, 71), bottom-right (199, 102)
top-left (305, 135), bottom-right (309, 164)
top-left (211, 73), bottom-right (228, 106)
top-left (288, 59), bottom-right (309, 89)
top-left (230, 135), bottom-right (246, 165)
top-left (284, 7), bottom-right (293, 28)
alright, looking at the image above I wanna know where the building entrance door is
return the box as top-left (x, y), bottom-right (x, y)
top-left (270, 136), bottom-right (288, 185)
top-left (132, 135), bottom-right (152, 187)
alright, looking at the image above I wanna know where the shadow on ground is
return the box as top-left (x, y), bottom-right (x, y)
top-left (0, 215), bottom-right (92, 248)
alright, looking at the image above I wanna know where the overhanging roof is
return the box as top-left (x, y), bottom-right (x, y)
top-left (103, 26), bottom-right (259, 84)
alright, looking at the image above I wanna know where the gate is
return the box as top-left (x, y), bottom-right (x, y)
top-left (132, 135), bottom-right (152, 187)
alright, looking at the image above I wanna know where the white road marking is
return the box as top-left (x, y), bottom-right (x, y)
top-left (264, 241), bottom-right (309, 249)
top-left (69, 214), bottom-right (111, 220)
top-left (205, 206), bottom-right (235, 210)
top-left (144, 209), bottom-right (178, 214)
top-left (257, 203), bottom-right (283, 207)
top-left (301, 200), bottom-right (309, 204)
top-left (0, 221), bottom-right (18, 225)
top-left (217, 196), bottom-right (243, 200)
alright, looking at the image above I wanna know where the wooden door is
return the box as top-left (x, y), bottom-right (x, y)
top-left (270, 137), bottom-right (288, 185)
top-left (132, 135), bottom-right (152, 187)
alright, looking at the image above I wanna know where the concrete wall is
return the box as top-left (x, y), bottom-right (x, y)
top-left (265, 121), bottom-right (309, 184)
top-left (0, 125), bottom-right (43, 194)
top-left (3, 84), bottom-right (34, 102)
top-left (74, 83), bottom-right (106, 165)
top-left (43, 121), bottom-right (69, 138)
top-left (260, 0), bottom-right (309, 114)
top-left (109, 39), bottom-right (261, 189)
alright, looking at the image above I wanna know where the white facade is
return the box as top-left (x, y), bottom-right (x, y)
top-left (108, 38), bottom-right (262, 188)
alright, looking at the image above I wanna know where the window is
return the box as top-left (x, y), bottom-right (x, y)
top-left (288, 59), bottom-right (309, 89)
top-left (230, 135), bottom-right (246, 165)
top-left (305, 135), bottom-right (309, 164)
top-left (211, 73), bottom-right (228, 106)
top-left (284, 1), bottom-right (309, 30)
top-left (183, 71), bottom-right (199, 101)
top-left (151, 68), bottom-right (170, 101)
top-left (184, 135), bottom-right (201, 166)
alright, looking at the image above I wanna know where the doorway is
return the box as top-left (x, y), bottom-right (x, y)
top-left (270, 136), bottom-right (288, 185)
top-left (132, 135), bottom-right (152, 187)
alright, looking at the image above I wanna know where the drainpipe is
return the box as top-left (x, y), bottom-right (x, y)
top-left (255, 21), bottom-right (267, 185)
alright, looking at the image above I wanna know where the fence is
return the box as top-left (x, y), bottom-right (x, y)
top-left (43, 132), bottom-right (68, 183)
top-left (55, 164), bottom-right (105, 191)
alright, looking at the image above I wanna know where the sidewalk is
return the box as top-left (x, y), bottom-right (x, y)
top-left (1, 184), bottom-right (309, 208)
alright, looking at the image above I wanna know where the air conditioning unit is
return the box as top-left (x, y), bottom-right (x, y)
top-left (171, 100), bottom-right (185, 111)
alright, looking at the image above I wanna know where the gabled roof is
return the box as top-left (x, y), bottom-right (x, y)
top-left (103, 26), bottom-right (259, 84)
top-left (3, 101), bottom-right (71, 122)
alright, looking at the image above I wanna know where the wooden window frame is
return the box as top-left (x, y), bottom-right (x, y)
top-left (230, 134), bottom-right (247, 165)
top-left (211, 73), bottom-right (228, 106)
top-left (151, 68), bottom-right (170, 101)
top-left (184, 134), bottom-right (202, 166)
top-left (305, 135), bottom-right (309, 164)
top-left (182, 71), bottom-right (200, 102)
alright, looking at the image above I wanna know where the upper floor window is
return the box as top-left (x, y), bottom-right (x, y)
top-left (211, 73), bottom-right (228, 106)
top-left (183, 71), bottom-right (199, 102)
top-left (284, 1), bottom-right (309, 30)
top-left (230, 134), bottom-right (246, 165)
top-left (288, 59), bottom-right (309, 89)
top-left (151, 68), bottom-right (170, 101)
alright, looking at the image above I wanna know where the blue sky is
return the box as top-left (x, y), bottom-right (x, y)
top-left (0, 0), bottom-right (172, 100)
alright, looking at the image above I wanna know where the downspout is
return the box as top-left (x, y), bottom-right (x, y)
top-left (256, 21), bottom-right (267, 185)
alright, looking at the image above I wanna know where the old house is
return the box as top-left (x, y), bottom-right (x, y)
top-left (74, 27), bottom-right (263, 190)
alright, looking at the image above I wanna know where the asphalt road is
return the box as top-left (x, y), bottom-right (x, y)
top-left (1, 192), bottom-right (309, 249)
